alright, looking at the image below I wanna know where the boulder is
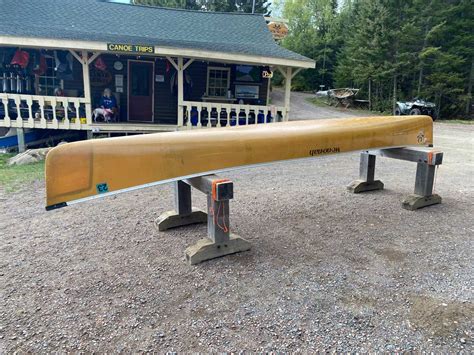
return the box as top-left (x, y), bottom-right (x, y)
top-left (7, 147), bottom-right (53, 166)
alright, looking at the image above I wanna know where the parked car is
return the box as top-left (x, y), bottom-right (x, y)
top-left (394, 98), bottom-right (437, 120)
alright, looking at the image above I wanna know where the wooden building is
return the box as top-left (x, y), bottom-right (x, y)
top-left (0, 0), bottom-right (314, 138)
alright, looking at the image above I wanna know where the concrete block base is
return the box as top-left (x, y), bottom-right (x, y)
top-left (402, 194), bottom-right (442, 210)
top-left (347, 179), bottom-right (384, 193)
top-left (156, 208), bottom-right (207, 231)
top-left (185, 234), bottom-right (251, 265)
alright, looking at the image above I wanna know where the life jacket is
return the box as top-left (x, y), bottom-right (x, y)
top-left (33, 53), bottom-right (47, 76)
top-left (11, 49), bottom-right (30, 68)
top-left (94, 57), bottom-right (107, 71)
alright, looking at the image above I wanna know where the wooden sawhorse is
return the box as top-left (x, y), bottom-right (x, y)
top-left (156, 174), bottom-right (250, 265)
top-left (348, 147), bottom-right (443, 210)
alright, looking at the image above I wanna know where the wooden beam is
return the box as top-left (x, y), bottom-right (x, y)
top-left (1, 35), bottom-right (316, 69)
top-left (276, 66), bottom-right (288, 79)
top-left (166, 56), bottom-right (179, 71)
top-left (68, 50), bottom-right (82, 63)
top-left (177, 57), bottom-right (184, 127)
top-left (182, 58), bottom-right (195, 71)
top-left (87, 52), bottom-right (100, 65)
top-left (266, 76), bottom-right (272, 106)
top-left (81, 50), bottom-right (93, 125)
top-left (284, 67), bottom-right (292, 121)
top-left (291, 68), bottom-right (303, 79)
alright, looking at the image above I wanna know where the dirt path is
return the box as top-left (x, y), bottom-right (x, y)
top-left (271, 88), bottom-right (369, 120)
top-left (0, 97), bottom-right (473, 352)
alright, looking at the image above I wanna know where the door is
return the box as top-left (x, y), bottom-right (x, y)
top-left (128, 60), bottom-right (154, 122)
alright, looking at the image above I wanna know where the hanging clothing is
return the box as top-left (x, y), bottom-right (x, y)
top-left (94, 56), bottom-right (107, 71)
top-left (170, 71), bottom-right (193, 99)
top-left (10, 49), bottom-right (30, 68)
top-left (54, 50), bottom-right (73, 80)
top-left (32, 51), bottom-right (47, 76)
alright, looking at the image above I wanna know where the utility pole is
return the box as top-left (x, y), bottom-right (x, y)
top-left (252, 0), bottom-right (255, 14)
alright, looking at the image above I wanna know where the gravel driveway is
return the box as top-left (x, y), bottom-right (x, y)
top-left (0, 96), bottom-right (473, 352)
top-left (271, 88), bottom-right (368, 119)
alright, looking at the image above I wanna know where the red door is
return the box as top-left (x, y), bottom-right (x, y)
top-left (128, 60), bottom-right (154, 122)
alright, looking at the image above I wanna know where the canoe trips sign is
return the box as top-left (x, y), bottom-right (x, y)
top-left (107, 43), bottom-right (154, 54)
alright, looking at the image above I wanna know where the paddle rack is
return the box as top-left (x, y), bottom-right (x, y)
top-left (156, 174), bottom-right (250, 265)
top-left (348, 147), bottom-right (443, 210)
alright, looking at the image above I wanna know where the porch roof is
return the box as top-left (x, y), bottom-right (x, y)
top-left (0, 0), bottom-right (315, 69)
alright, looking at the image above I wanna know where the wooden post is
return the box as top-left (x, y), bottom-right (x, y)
top-left (81, 51), bottom-right (92, 125)
top-left (266, 76), bottom-right (271, 106)
top-left (17, 128), bottom-right (26, 153)
top-left (177, 57), bottom-right (184, 127)
top-left (284, 67), bottom-right (292, 121)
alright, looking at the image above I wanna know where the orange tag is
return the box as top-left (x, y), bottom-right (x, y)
top-left (212, 179), bottom-right (230, 201)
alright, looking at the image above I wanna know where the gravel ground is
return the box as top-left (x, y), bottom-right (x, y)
top-left (271, 88), bottom-right (369, 119)
top-left (0, 98), bottom-right (473, 352)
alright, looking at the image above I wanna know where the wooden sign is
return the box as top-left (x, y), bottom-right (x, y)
top-left (107, 43), bottom-right (154, 54)
top-left (262, 69), bottom-right (273, 79)
top-left (267, 22), bottom-right (289, 40)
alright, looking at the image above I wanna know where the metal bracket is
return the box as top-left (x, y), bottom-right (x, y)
top-left (156, 174), bottom-right (250, 264)
top-left (348, 147), bottom-right (443, 210)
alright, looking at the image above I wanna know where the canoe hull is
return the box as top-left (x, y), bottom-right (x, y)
top-left (45, 116), bottom-right (433, 208)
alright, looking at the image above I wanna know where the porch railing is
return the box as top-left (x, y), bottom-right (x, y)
top-left (0, 94), bottom-right (288, 131)
top-left (0, 93), bottom-right (91, 130)
top-left (180, 101), bottom-right (287, 128)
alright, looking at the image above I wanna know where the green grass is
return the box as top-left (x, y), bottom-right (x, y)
top-left (306, 97), bottom-right (330, 107)
top-left (0, 153), bottom-right (45, 193)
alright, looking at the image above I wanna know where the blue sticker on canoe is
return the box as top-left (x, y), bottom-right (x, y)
top-left (96, 183), bottom-right (109, 194)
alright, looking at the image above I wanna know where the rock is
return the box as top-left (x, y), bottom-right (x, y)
top-left (7, 147), bottom-right (53, 166)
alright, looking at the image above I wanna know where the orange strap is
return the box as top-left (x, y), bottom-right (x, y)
top-left (210, 201), bottom-right (229, 233)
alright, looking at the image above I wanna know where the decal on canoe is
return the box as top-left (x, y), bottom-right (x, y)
top-left (96, 183), bottom-right (109, 194)
top-left (309, 147), bottom-right (340, 156)
top-left (417, 130), bottom-right (426, 144)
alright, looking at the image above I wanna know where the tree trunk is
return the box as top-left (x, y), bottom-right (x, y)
top-left (418, 22), bottom-right (430, 97)
top-left (436, 93), bottom-right (442, 119)
top-left (392, 74), bottom-right (397, 114)
top-left (466, 58), bottom-right (474, 115)
top-left (417, 66), bottom-right (424, 97)
top-left (368, 79), bottom-right (372, 111)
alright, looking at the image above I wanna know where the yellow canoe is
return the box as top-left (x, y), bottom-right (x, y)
top-left (45, 116), bottom-right (433, 209)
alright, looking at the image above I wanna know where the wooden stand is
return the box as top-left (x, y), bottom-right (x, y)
top-left (157, 175), bottom-right (250, 265)
top-left (348, 147), bottom-right (443, 210)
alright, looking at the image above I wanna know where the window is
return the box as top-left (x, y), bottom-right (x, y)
top-left (36, 56), bottom-right (62, 96)
top-left (207, 67), bottom-right (230, 97)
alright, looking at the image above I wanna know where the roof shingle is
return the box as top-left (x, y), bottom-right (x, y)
top-left (0, 0), bottom-right (314, 65)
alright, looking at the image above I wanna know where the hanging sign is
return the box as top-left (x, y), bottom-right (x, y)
top-left (107, 43), bottom-right (154, 54)
top-left (262, 69), bottom-right (273, 79)
top-left (267, 22), bottom-right (289, 40)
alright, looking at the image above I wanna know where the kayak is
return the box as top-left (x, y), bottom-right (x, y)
top-left (45, 115), bottom-right (433, 210)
